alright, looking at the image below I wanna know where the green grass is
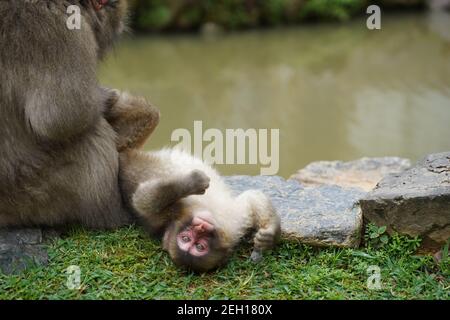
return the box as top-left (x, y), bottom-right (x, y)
top-left (0, 225), bottom-right (448, 300)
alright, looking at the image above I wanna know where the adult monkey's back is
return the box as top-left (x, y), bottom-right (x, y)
top-left (0, 0), bottom-right (154, 228)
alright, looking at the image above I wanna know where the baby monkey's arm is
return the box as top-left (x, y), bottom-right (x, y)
top-left (132, 169), bottom-right (210, 233)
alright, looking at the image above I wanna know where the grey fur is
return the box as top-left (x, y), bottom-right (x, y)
top-left (0, 0), bottom-right (131, 229)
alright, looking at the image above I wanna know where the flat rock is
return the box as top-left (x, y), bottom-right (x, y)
top-left (290, 157), bottom-right (411, 192)
top-left (0, 228), bottom-right (49, 274)
top-left (225, 176), bottom-right (365, 248)
top-left (429, 0), bottom-right (450, 10)
top-left (360, 152), bottom-right (450, 252)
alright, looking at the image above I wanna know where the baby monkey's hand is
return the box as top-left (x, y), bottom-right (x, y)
top-left (185, 170), bottom-right (210, 196)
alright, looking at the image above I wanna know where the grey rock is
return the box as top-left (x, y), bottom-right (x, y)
top-left (290, 157), bottom-right (411, 192)
top-left (428, 0), bottom-right (450, 10)
top-left (0, 228), bottom-right (49, 274)
top-left (360, 152), bottom-right (450, 252)
top-left (225, 176), bottom-right (366, 248)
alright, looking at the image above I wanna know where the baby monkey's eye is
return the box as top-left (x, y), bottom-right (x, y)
top-left (182, 236), bottom-right (191, 243)
top-left (195, 243), bottom-right (205, 251)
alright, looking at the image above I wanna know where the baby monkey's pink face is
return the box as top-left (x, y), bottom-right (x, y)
top-left (176, 216), bottom-right (215, 257)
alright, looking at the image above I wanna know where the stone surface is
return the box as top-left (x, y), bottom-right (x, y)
top-left (428, 0), bottom-right (450, 10)
top-left (0, 228), bottom-right (49, 274)
top-left (290, 157), bottom-right (411, 192)
top-left (225, 176), bottom-right (366, 248)
top-left (360, 152), bottom-right (450, 252)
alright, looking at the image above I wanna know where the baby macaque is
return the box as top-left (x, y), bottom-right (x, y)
top-left (104, 90), bottom-right (281, 272)
top-left (119, 148), bottom-right (281, 272)
top-left (103, 87), bottom-right (281, 272)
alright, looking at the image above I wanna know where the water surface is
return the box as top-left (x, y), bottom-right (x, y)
top-left (100, 12), bottom-right (450, 177)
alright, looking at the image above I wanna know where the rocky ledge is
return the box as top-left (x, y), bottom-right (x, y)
top-left (226, 157), bottom-right (411, 248)
top-left (226, 176), bottom-right (366, 247)
top-left (290, 157), bottom-right (411, 191)
top-left (1, 153), bottom-right (448, 273)
top-left (360, 152), bottom-right (450, 252)
top-left (0, 229), bottom-right (49, 274)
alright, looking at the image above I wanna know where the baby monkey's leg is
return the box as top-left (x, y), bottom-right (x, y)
top-left (104, 89), bottom-right (160, 152)
top-left (132, 169), bottom-right (210, 218)
top-left (236, 190), bottom-right (281, 262)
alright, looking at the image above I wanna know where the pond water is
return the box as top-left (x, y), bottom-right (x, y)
top-left (100, 12), bottom-right (450, 178)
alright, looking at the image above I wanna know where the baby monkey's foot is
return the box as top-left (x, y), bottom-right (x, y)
top-left (185, 170), bottom-right (210, 196)
top-left (251, 226), bottom-right (279, 263)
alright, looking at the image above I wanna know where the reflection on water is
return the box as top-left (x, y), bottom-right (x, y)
top-left (100, 12), bottom-right (450, 177)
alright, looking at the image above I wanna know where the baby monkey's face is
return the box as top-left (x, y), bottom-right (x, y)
top-left (176, 215), bottom-right (216, 257)
top-left (163, 210), bottom-right (229, 272)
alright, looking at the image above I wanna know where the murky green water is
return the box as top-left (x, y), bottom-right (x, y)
top-left (100, 12), bottom-right (450, 177)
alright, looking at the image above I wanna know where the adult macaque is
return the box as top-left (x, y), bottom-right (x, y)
top-left (0, 0), bottom-right (139, 229)
top-left (0, 0), bottom-right (281, 271)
